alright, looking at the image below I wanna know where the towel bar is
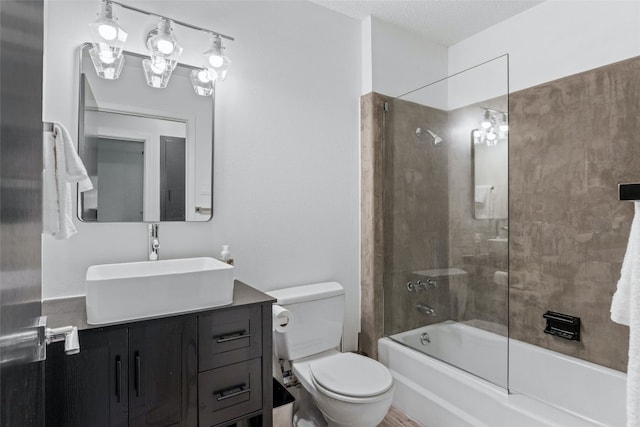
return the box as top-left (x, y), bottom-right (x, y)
top-left (619, 183), bottom-right (640, 201)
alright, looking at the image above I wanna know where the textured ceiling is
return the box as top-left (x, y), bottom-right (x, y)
top-left (308, 0), bottom-right (545, 46)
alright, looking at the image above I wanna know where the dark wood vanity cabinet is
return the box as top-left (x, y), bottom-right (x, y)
top-left (44, 282), bottom-right (274, 427)
top-left (46, 328), bottom-right (129, 427)
top-left (128, 316), bottom-right (198, 427)
top-left (46, 316), bottom-right (197, 427)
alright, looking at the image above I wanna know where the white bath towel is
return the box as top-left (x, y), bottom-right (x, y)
top-left (611, 201), bottom-right (640, 427)
top-left (43, 123), bottom-right (93, 240)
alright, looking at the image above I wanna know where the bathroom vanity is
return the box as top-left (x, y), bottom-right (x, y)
top-left (44, 281), bottom-right (274, 427)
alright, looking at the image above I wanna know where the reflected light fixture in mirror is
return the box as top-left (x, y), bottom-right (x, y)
top-left (190, 69), bottom-right (215, 96)
top-left (87, 0), bottom-right (234, 96)
top-left (474, 108), bottom-right (508, 147)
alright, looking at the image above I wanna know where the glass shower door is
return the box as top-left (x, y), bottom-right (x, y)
top-left (383, 56), bottom-right (509, 388)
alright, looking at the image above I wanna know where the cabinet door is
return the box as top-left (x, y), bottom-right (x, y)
top-left (129, 316), bottom-right (197, 427)
top-left (45, 328), bottom-right (129, 427)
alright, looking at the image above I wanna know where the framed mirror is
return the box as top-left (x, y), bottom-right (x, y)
top-left (78, 43), bottom-right (213, 222)
top-left (472, 107), bottom-right (508, 220)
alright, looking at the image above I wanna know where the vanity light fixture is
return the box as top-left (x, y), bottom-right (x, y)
top-left (203, 35), bottom-right (231, 82)
top-left (143, 19), bottom-right (183, 89)
top-left (146, 18), bottom-right (181, 62)
top-left (88, 0), bottom-right (234, 94)
top-left (475, 108), bottom-right (508, 147)
top-left (88, 0), bottom-right (128, 79)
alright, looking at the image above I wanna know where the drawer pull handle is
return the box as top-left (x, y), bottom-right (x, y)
top-left (216, 385), bottom-right (251, 401)
top-left (216, 332), bottom-right (251, 343)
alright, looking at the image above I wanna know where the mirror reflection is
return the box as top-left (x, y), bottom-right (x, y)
top-left (473, 108), bottom-right (508, 219)
top-left (78, 44), bottom-right (213, 222)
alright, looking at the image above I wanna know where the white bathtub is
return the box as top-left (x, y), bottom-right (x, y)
top-left (392, 321), bottom-right (508, 387)
top-left (379, 321), bottom-right (626, 427)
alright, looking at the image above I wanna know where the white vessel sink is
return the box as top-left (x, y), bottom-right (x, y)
top-left (86, 257), bottom-right (234, 325)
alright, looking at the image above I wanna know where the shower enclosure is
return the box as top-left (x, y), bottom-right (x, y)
top-left (382, 56), bottom-right (509, 388)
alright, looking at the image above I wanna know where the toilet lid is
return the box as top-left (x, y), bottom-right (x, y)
top-left (309, 353), bottom-right (393, 398)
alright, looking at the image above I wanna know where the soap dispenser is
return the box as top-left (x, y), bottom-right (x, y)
top-left (220, 245), bottom-right (234, 265)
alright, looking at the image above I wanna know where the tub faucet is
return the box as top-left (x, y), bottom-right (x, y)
top-left (416, 304), bottom-right (436, 316)
top-left (148, 224), bottom-right (160, 261)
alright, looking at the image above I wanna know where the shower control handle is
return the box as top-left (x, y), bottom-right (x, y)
top-left (407, 279), bottom-right (438, 292)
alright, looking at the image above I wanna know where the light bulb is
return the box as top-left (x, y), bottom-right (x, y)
top-left (150, 60), bottom-right (166, 73)
top-left (197, 69), bottom-right (211, 83)
top-left (487, 131), bottom-right (497, 141)
top-left (99, 50), bottom-right (115, 64)
top-left (473, 129), bottom-right (481, 138)
top-left (157, 39), bottom-right (175, 55)
top-left (98, 23), bottom-right (117, 41)
top-left (208, 55), bottom-right (224, 68)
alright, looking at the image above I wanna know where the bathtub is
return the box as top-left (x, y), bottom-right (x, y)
top-left (379, 321), bottom-right (626, 426)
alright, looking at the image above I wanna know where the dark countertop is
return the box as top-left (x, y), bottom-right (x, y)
top-left (43, 280), bottom-right (275, 330)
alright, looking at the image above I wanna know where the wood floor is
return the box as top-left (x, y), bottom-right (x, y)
top-left (378, 406), bottom-right (421, 426)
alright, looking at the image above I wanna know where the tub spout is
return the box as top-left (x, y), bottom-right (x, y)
top-left (416, 304), bottom-right (436, 316)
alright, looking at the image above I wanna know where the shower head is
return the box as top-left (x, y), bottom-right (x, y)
top-left (415, 127), bottom-right (444, 146)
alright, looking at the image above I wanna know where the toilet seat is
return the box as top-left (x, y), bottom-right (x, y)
top-left (308, 352), bottom-right (393, 403)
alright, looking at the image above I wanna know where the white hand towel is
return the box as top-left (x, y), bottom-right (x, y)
top-left (43, 122), bottom-right (93, 240)
top-left (475, 185), bottom-right (494, 218)
top-left (475, 185), bottom-right (492, 204)
top-left (611, 201), bottom-right (640, 427)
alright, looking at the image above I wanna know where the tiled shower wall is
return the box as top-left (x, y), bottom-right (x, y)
top-left (361, 55), bottom-right (639, 371)
top-left (382, 98), bottom-right (450, 336)
top-left (509, 56), bottom-right (640, 372)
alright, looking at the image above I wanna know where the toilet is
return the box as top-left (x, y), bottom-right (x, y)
top-left (268, 282), bottom-right (394, 427)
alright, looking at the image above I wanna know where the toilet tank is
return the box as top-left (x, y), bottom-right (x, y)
top-left (267, 282), bottom-right (344, 361)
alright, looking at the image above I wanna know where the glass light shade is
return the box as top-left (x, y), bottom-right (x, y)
top-left (499, 114), bottom-right (509, 132)
top-left (190, 69), bottom-right (215, 96)
top-left (203, 36), bottom-right (231, 81)
top-left (89, 1), bottom-right (127, 59)
top-left (142, 58), bottom-right (173, 88)
top-left (89, 47), bottom-right (124, 80)
top-left (480, 110), bottom-right (492, 129)
top-left (147, 19), bottom-right (180, 60)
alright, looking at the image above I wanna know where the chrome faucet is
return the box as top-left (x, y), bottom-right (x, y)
top-left (148, 224), bottom-right (160, 261)
top-left (416, 304), bottom-right (436, 316)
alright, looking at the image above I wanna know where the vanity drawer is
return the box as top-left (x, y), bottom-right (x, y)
top-left (199, 305), bottom-right (262, 371)
top-left (198, 358), bottom-right (262, 426)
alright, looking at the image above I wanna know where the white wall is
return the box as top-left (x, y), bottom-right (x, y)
top-left (449, 0), bottom-right (640, 95)
top-left (43, 0), bottom-right (362, 350)
top-left (364, 16), bottom-right (449, 106)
